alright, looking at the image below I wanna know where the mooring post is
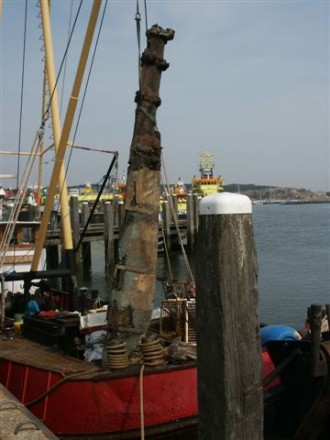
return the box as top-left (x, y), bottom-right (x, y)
top-left (104, 202), bottom-right (115, 273)
top-left (196, 192), bottom-right (263, 440)
top-left (46, 245), bottom-right (59, 271)
top-left (186, 192), bottom-right (195, 248)
top-left (69, 195), bottom-right (81, 268)
top-left (308, 304), bottom-right (323, 377)
top-left (193, 193), bottom-right (199, 232)
top-left (80, 202), bottom-right (92, 271)
top-left (162, 200), bottom-right (171, 251)
top-left (81, 202), bottom-right (90, 226)
top-left (117, 200), bottom-right (124, 229)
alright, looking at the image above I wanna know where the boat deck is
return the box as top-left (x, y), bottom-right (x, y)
top-left (0, 331), bottom-right (194, 382)
top-left (0, 335), bottom-right (99, 376)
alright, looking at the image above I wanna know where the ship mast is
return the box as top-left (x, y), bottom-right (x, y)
top-left (108, 25), bottom-right (174, 353)
top-left (31, 0), bottom-right (103, 272)
top-left (38, 0), bottom-right (74, 253)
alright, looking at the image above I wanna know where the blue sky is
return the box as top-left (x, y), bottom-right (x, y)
top-left (1, 0), bottom-right (329, 191)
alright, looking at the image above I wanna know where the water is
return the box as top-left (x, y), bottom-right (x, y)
top-left (253, 203), bottom-right (330, 328)
top-left (84, 203), bottom-right (330, 330)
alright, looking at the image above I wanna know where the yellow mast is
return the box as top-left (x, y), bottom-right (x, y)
top-left (39, 0), bottom-right (73, 247)
top-left (31, 0), bottom-right (103, 271)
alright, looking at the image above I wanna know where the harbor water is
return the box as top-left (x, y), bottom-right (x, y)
top-left (85, 202), bottom-right (330, 330)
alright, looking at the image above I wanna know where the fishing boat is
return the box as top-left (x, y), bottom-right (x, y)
top-left (1, 2), bottom-right (330, 440)
top-left (0, 2), bottom-right (198, 438)
top-left (192, 151), bottom-right (224, 197)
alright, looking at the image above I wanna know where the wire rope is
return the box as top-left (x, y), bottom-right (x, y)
top-left (16, 0), bottom-right (28, 189)
top-left (143, 0), bottom-right (148, 33)
top-left (56, 0), bottom-right (109, 229)
top-left (59, 0), bottom-right (74, 117)
top-left (161, 152), bottom-right (195, 285)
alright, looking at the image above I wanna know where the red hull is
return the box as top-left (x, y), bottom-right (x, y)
top-left (0, 335), bottom-right (279, 439)
top-left (0, 356), bottom-right (197, 439)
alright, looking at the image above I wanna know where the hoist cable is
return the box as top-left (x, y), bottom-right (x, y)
top-left (41, 0), bottom-right (83, 126)
top-left (59, 0), bottom-right (74, 117)
top-left (135, 0), bottom-right (142, 89)
top-left (56, 0), bottom-right (109, 224)
top-left (144, 0), bottom-right (148, 33)
top-left (16, 0), bottom-right (28, 189)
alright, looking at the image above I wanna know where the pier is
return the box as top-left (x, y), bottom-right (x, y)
top-left (3, 194), bottom-right (201, 272)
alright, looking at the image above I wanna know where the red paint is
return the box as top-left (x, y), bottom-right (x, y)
top-left (0, 352), bottom-right (280, 437)
top-left (1, 359), bottom-right (197, 437)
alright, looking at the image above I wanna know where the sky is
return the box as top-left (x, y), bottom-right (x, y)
top-left (0, 0), bottom-right (329, 192)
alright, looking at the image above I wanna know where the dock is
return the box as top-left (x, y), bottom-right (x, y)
top-left (43, 194), bottom-right (200, 270)
top-left (0, 383), bottom-right (58, 439)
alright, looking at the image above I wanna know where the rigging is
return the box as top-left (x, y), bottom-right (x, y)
top-left (17, 0), bottom-right (28, 189)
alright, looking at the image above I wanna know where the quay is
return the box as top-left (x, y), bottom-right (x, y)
top-left (0, 383), bottom-right (58, 439)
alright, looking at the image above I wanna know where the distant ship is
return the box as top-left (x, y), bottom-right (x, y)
top-left (192, 152), bottom-right (224, 197)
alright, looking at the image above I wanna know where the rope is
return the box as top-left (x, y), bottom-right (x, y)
top-left (41, 0), bottom-right (83, 123)
top-left (160, 224), bottom-right (173, 282)
top-left (0, 130), bottom-right (43, 272)
top-left (25, 367), bottom-right (100, 408)
top-left (144, 0), bottom-right (148, 33)
top-left (161, 153), bottom-right (195, 284)
top-left (135, 0), bottom-right (142, 90)
top-left (16, 0), bottom-right (28, 189)
top-left (56, 0), bottom-right (109, 227)
top-left (137, 106), bottom-right (156, 125)
top-left (59, 0), bottom-right (74, 117)
top-left (139, 364), bottom-right (145, 440)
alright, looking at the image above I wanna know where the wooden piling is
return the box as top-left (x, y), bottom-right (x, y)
top-left (46, 245), bottom-right (59, 271)
top-left (69, 195), bottom-right (81, 268)
top-left (117, 200), bottom-right (124, 229)
top-left (162, 200), bottom-right (171, 251)
top-left (186, 192), bottom-right (195, 248)
top-left (193, 193), bottom-right (199, 232)
top-left (81, 202), bottom-right (90, 226)
top-left (81, 202), bottom-right (92, 271)
top-left (104, 202), bottom-right (115, 272)
top-left (196, 192), bottom-right (263, 440)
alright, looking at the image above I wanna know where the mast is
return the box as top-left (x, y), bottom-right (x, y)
top-left (108, 25), bottom-right (174, 353)
top-left (31, 0), bottom-right (103, 272)
top-left (39, 0), bottom-right (74, 251)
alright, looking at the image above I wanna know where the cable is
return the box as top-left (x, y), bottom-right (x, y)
top-left (59, 0), bottom-right (74, 117)
top-left (16, 0), bottom-right (28, 189)
top-left (56, 0), bottom-right (109, 227)
top-left (135, 0), bottom-right (142, 89)
top-left (161, 152), bottom-right (195, 285)
top-left (144, 0), bottom-right (148, 33)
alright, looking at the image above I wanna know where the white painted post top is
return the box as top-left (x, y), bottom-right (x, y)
top-left (199, 192), bottom-right (252, 215)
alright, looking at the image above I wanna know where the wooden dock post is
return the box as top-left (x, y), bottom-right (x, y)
top-left (104, 202), bottom-right (115, 272)
top-left (186, 192), bottom-right (195, 248)
top-left (46, 245), bottom-right (59, 271)
top-left (162, 200), bottom-right (172, 251)
top-left (196, 192), bottom-right (263, 440)
top-left (193, 193), bottom-right (199, 233)
top-left (81, 202), bottom-right (92, 272)
top-left (117, 200), bottom-right (125, 229)
top-left (69, 195), bottom-right (81, 268)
